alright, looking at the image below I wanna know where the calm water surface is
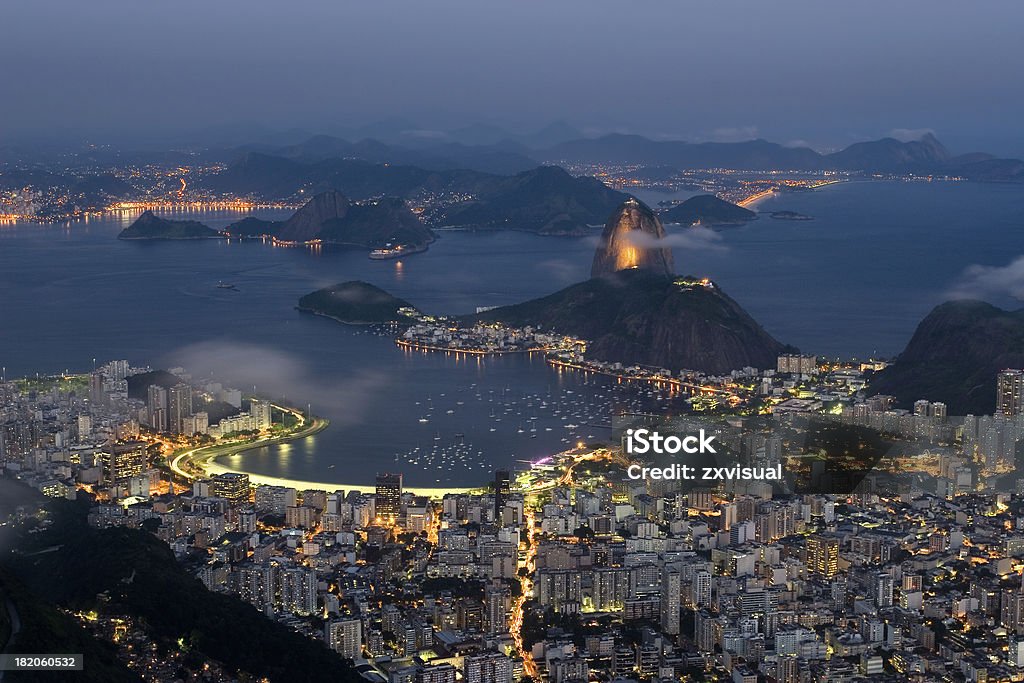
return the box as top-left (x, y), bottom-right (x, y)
top-left (2, 180), bottom-right (1022, 484)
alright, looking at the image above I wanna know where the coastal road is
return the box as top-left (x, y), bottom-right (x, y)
top-left (168, 404), bottom-right (328, 481)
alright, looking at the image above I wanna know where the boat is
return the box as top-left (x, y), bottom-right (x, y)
top-left (369, 243), bottom-right (425, 260)
top-left (216, 281), bottom-right (238, 290)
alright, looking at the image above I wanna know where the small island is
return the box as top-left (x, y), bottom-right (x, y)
top-left (768, 210), bottom-right (814, 221)
top-left (660, 194), bottom-right (756, 226)
top-left (297, 281), bottom-right (419, 324)
top-left (117, 210), bottom-right (225, 240)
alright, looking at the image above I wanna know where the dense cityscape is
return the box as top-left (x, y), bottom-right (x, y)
top-left (4, 3), bottom-right (1024, 682)
top-left (4, 353), bottom-right (1024, 682)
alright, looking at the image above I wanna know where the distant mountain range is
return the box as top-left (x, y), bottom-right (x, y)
top-left (538, 132), bottom-right (1023, 179)
top-left (198, 132), bottom-right (1023, 235)
top-left (239, 133), bottom-right (538, 175)
top-left (207, 161), bottom-right (628, 235)
top-left (870, 300), bottom-right (1024, 415)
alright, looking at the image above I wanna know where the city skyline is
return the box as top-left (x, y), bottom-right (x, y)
top-left (3, 3), bottom-right (1024, 682)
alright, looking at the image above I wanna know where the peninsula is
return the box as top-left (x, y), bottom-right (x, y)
top-left (117, 210), bottom-right (224, 240)
top-left (660, 194), bottom-right (756, 226)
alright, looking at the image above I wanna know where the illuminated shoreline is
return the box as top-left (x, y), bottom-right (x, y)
top-left (168, 404), bottom-right (470, 498)
top-left (199, 463), bottom-right (469, 498)
top-left (395, 338), bottom-right (549, 356)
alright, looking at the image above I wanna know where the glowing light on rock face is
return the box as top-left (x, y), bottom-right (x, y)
top-left (615, 243), bottom-right (639, 271)
top-left (592, 199), bottom-right (674, 278)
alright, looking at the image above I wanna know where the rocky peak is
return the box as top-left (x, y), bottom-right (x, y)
top-left (277, 190), bottom-right (350, 242)
top-left (591, 198), bottom-right (675, 278)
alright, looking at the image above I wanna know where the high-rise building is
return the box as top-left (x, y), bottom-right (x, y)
top-left (251, 399), bottom-right (273, 430)
top-left (998, 370), bottom-right (1024, 416)
top-left (107, 359), bottom-right (130, 380)
top-left (740, 588), bottom-right (780, 637)
top-left (376, 472), bottom-right (403, 520)
top-left (325, 618), bottom-right (363, 660)
top-left (254, 485), bottom-right (298, 514)
top-left (549, 657), bottom-right (589, 683)
top-left (168, 383), bottom-right (193, 435)
top-left (89, 373), bottom-right (107, 406)
top-left (777, 354), bottom-right (817, 375)
top-left (692, 570), bottom-right (712, 608)
top-left (77, 414), bottom-right (92, 442)
top-left (103, 441), bottom-right (147, 483)
top-left (182, 411), bottom-right (209, 436)
top-left (694, 609), bottom-right (716, 653)
top-left (806, 534), bottom-right (840, 578)
top-left (210, 472), bottom-right (250, 504)
top-left (285, 505), bottom-right (320, 529)
top-left (494, 469), bottom-right (510, 520)
top-left (872, 572), bottom-right (894, 609)
top-left (660, 567), bottom-right (681, 635)
top-left (484, 581), bottom-right (511, 635)
top-left (592, 567), bottom-right (631, 612)
top-left (236, 563), bottom-right (277, 611)
top-left (537, 569), bottom-right (583, 612)
top-left (1002, 591), bottom-right (1024, 635)
top-left (417, 663), bottom-right (457, 683)
top-left (280, 567), bottom-right (318, 616)
top-left (147, 385), bottom-right (168, 432)
top-left (463, 652), bottom-right (513, 683)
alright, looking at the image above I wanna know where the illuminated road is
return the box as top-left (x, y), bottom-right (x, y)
top-left (168, 403), bottom-right (328, 482)
top-left (511, 504), bottom-right (538, 678)
top-left (508, 446), bottom-right (621, 677)
top-left (737, 189), bottom-right (776, 207)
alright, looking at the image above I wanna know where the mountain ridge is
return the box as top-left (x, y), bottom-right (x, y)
top-left (117, 210), bottom-right (223, 240)
top-left (869, 300), bottom-right (1024, 414)
top-left (538, 132), bottom-right (1024, 178)
top-left (468, 269), bottom-right (787, 374)
top-left (225, 190), bottom-right (434, 248)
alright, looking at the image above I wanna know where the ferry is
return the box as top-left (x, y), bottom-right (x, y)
top-left (369, 243), bottom-right (420, 260)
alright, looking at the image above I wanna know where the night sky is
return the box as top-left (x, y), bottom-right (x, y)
top-left (4, 0), bottom-right (1022, 154)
